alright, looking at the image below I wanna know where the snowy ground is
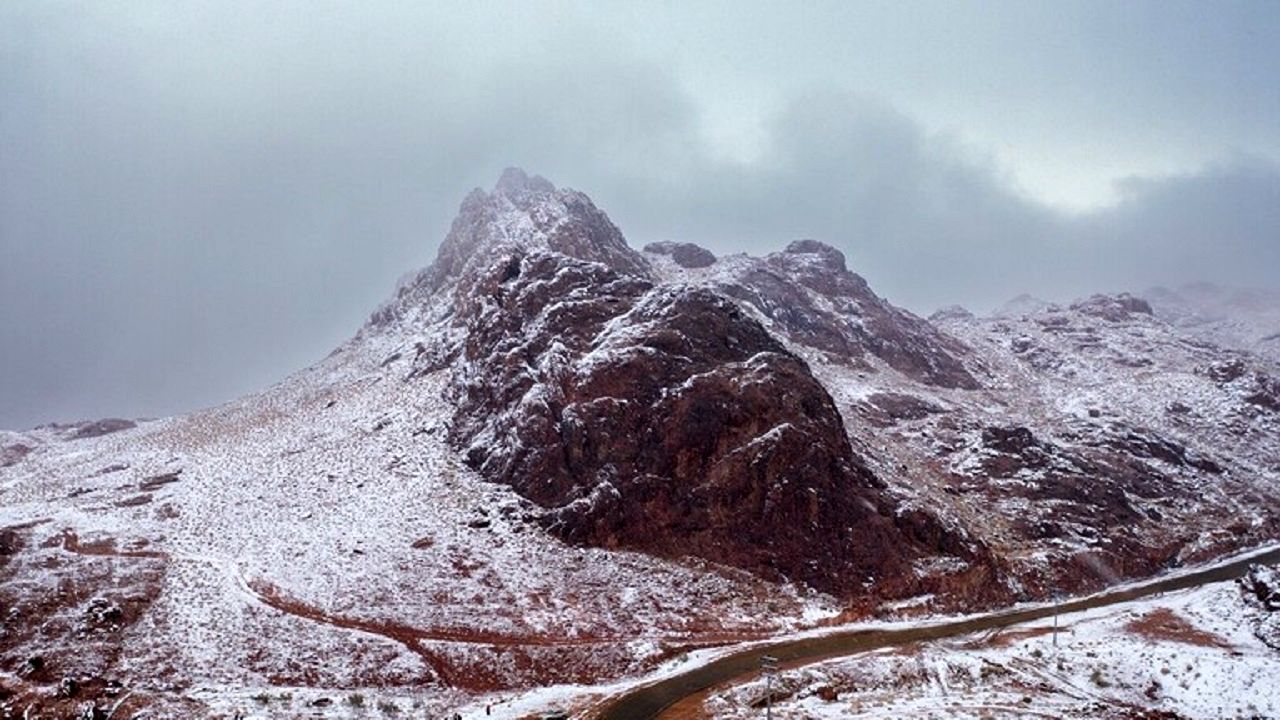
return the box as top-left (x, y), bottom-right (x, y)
top-left (4, 189), bottom-right (1277, 718)
top-left (697, 577), bottom-right (1280, 719)
top-left (0, 323), bottom-right (840, 718)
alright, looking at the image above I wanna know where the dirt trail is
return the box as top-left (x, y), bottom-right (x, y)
top-left (593, 544), bottom-right (1280, 720)
top-left (55, 527), bottom-right (765, 659)
top-left (247, 578), bottom-right (749, 649)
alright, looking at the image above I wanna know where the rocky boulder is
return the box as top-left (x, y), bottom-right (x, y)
top-left (643, 241), bottom-right (717, 269)
top-left (70, 418), bottom-right (136, 440)
top-left (1, 442), bottom-right (32, 468)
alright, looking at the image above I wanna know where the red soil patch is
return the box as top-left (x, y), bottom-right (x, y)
top-left (1124, 608), bottom-right (1232, 649)
top-left (60, 529), bottom-right (165, 559)
top-left (56, 525), bottom-right (774, 693)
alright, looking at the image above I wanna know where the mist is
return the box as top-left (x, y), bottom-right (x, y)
top-left (2, 1), bottom-right (1277, 428)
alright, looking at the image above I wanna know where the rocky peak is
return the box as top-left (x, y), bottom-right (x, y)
top-left (996, 293), bottom-right (1055, 318)
top-left (422, 169), bottom-right (651, 294)
top-left (784, 239), bottom-right (847, 272)
top-left (930, 305), bottom-right (975, 323)
top-left (710, 243), bottom-right (979, 389)
top-left (491, 166), bottom-right (556, 197)
top-left (642, 241), bottom-right (717, 269)
top-left (1069, 293), bottom-right (1154, 322)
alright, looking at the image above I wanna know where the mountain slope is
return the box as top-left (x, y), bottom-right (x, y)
top-left (1, 169), bottom-right (1277, 717)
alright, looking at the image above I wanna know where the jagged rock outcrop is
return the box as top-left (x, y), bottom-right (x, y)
top-left (8, 167), bottom-right (1280, 710)
top-left (370, 168), bottom-right (652, 329)
top-left (382, 169), bottom-right (1278, 601)
top-left (695, 240), bottom-right (980, 389)
top-left (70, 418), bottom-right (137, 440)
top-left (1070, 293), bottom-right (1154, 322)
top-left (406, 171), bottom-right (982, 597)
top-left (643, 241), bottom-right (717, 269)
top-left (1, 441), bottom-right (31, 468)
top-left (432, 168), bottom-right (652, 287)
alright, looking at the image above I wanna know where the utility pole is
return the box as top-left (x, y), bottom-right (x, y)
top-left (1052, 591), bottom-right (1060, 648)
top-left (761, 654), bottom-right (779, 720)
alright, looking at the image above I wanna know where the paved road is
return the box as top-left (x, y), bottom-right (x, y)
top-left (594, 546), bottom-right (1280, 719)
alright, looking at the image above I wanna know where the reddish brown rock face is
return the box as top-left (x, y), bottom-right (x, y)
top-left (715, 240), bottom-right (980, 389)
top-left (379, 171), bottom-right (995, 599)
top-left (442, 249), bottom-right (971, 596)
top-left (388, 170), bottom-right (1278, 607)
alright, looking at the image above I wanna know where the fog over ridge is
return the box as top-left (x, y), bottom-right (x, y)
top-left (1, 1), bottom-right (1277, 429)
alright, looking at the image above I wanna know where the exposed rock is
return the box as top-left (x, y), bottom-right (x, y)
top-left (1204, 359), bottom-right (1247, 383)
top-left (862, 392), bottom-right (946, 425)
top-left (7, 170), bottom-right (1279, 704)
top-left (1241, 563), bottom-right (1279, 611)
top-left (114, 494), bottom-right (153, 508)
top-left (712, 240), bottom-right (979, 389)
top-left (59, 677), bottom-right (78, 698)
top-left (0, 442), bottom-right (32, 468)
top-left (982, 426), bottom-right (1040, 455)
top-left (83, 598), bottom-right (123, 627)
top-left (1241, 564), bottom-right (1280, 650)
top-left (425, 168), bottom-right (648, 295)
top-left (380, 170), bottom-right (1280, 605)
top-left (76, 701), bottom-right (106, 720)
top-left (1244, 374), bottom-right (1280, 412)
top-left (439, 245), bottom-right (977, 596)
top-left (1069, 293), bottom-right (1154, 322)
top-left (70, 418), bottom-right (137, 440)
top-left (138, 471), bottom-right (182, 491)
top-left (784, 238), bottom-right (848, 270)
top-left (1098, 426), bottom-right (1222, 474)
top-left (929, 305), bottom-right (974, 323)
top-left (643, 241), bottom-right (717, 268)
top-left (19, 655), bottom-right (45, 679)
top-left (0, 528), bottom-right (23, 560)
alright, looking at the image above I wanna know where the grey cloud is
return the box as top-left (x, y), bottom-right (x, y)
top-left (1077, 159), bottom-right (1280, 292)
top-left (1, 4), bottom-right (1277, 429)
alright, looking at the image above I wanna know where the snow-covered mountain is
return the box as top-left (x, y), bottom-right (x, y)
top-left (1143, 282), bottom-right (1280, 366)
top-left (1, 169), bottom-right (1277, 718)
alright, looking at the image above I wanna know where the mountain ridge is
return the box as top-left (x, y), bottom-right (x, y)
top-left (0, 169), bottom-right (1277, 717)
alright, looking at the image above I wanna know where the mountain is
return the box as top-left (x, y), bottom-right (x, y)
top-left (1, 169), bottom-right (1277, 717)
top-left (1143, 282), bottom-right (1280, 367)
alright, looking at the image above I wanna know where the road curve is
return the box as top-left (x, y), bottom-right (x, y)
top-left (594, 545), bottom-right (1280, 720)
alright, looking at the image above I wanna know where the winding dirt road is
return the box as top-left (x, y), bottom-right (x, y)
top-left (594, 545), bottom-right (1280, 720)
top-left (58, 528), bottom-right (755, 649)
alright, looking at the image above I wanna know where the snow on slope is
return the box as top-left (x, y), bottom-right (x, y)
top-left (1145, 283), bottom-right (1280, 367)
top-left (0, 273), bottom-right (841, 717)
top-left (4, 171), bottom-right (1279, 718)
top-left (702, 575), bottom-right (1280, 719)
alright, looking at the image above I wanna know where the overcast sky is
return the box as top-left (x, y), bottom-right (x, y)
top-left (2, 1), bottom-right (1278, 429)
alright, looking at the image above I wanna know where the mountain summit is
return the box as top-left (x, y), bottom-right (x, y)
top-left (425, 167), bottom-right (649, 291)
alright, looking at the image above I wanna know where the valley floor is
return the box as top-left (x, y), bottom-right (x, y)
top-left (666, 577), bottom-right (1280, 720)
